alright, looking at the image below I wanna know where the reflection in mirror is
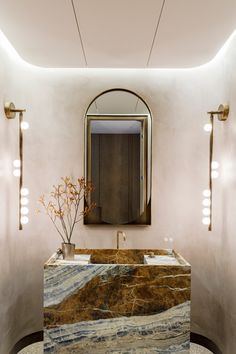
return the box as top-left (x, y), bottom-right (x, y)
top-left (84, 89), bottom-right (151, 225)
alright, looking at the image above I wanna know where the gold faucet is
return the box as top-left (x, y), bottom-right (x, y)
top-left (116, 231), bottom-right (126, 249)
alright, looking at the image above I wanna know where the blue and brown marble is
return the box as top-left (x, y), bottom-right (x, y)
top-left (44, 249), bottom-right (191, 353)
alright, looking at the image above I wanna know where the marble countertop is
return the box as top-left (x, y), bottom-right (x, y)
top-left (45, 249), bottom-right (190, 267)
top-left (46, 253), bottom-right (91, 265)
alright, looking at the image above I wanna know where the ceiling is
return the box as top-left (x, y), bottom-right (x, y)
top-left (0, 0), bottom-right (236, 68)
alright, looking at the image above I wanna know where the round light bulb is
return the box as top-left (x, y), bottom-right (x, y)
top-left (20, 197), bottom-right (29, 205)
top-left (20, 216), bottom-right (29, 224)
top-left (211, 161), bottom-right (219, 169)
top-left (21, 188), bottom-right (29, 196)
top-left (13, 169), bottom-right (21, 177)
top-left (203, 123), bottom-right (212, 132)
top-left (203, 189), bottom-right (211, 197)
top-left (202, 198), bottom-right (211, 207)
top-left (202, 217), bottom-right (211, 225)
top-left (21, 207), bottom-right (29, 215)
top-left (21, 121), bottom-right (29, 130)
top-left (202, 208), bottom-right (211, 216)
top-left (211, 170), bottom-right (219, 179)
top-left (13, 159), bottom-right (21, 167)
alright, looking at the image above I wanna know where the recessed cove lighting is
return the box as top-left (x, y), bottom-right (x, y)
top-left (0, 26), bottom-right (236, 70)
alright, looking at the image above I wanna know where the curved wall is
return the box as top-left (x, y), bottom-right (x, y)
top-left (0, 33), bottom-right (236, 353)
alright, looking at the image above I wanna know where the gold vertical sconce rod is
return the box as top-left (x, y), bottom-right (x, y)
top-left (4, 102), bottom-right (26, 230)
top-left (208, 114), bottom-right (214, 231)
top-left (19, 112), bottom-right (23, 230)
top-left (206, 104), bottom-right (229, 231)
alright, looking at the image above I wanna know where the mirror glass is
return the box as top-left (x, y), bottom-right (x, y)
top-left (84, 89), bottom-right (151, 225)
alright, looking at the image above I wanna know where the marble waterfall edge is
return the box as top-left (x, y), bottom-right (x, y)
top-left (44, 301), bottom-right (190, 353)
top-left (44, 249), bottom-right (191, 353)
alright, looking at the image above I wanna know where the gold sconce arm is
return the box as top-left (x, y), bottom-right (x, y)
top-left (207, 104), bottom-right (229, 121)
top-left (4, 102), bottom-right (26, 119)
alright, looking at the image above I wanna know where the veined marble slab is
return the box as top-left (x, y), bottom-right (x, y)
top-left (44, 249), bottom-right (191, 353)
top-left (44, 264), bottom-right (117, 307)
top-left (44, 301), bottom-right (190, 353)
top-left (144, 255), bottom-right (180, 265)
top-left (53, 254), bottom-right (91, 265)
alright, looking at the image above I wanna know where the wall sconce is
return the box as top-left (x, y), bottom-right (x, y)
top-left (202, 104), bottom-right (229, 231)
top-left (4, 102), bottom-right (29, 230)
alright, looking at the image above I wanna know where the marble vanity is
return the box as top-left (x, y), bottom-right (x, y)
top-left (44, 249), bottom-right (191, 353)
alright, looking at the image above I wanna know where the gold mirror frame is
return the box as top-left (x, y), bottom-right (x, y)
top-left (84, 89), bottom-right (152, 225)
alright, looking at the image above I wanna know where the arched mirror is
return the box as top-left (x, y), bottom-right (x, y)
top-left (84, 89), bottom-right (152, 225)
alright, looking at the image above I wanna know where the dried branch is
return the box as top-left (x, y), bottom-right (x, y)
top-left (38, 177), bottom-right (95, 244)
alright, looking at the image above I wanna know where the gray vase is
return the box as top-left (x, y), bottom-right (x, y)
top-left (61, 242), bottom-right (75, 260)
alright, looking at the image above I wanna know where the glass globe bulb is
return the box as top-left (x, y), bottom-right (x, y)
top-left (21, 207), bottom-right (29, 215)
top-left (202, 198), bottom-right (211, 207)
top-left (21, 188), bottom-right (29, 196)
top-left (203, 123), bottom-right (212, 132)
top-left (20, 197), bottom-right (29, 206)
top-left (211, 170), bottom-right (219, 179)
top-left (13, 169), bottom-right (21, 177)
top-left (20, 216), bottom-right (29, 224)
top-left (21, 121), bottom-right (29, 130)
top-left (13, 159), bottom-right (21, 167)
top-left (202, 208), bottom-right (211, 216)
top-left (211, 161), bottom-right (219, 169)
top-left (202, 217), bottom-right (211, 225)
top-left (203, 189), bottom-right (211, 197)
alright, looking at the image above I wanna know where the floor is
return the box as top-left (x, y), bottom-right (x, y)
top-left (18, 342), bottom-right (213, 353)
